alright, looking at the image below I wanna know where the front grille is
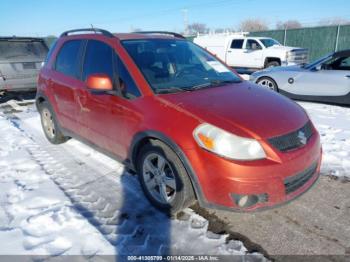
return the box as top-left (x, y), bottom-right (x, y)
top-left (284, 162), bottom-right (318, 195)
top-left (288, 49), bottom-right (309, 64)
top-left (268, 121), bottom-right (313, 152)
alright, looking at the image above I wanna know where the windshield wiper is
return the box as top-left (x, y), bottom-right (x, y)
top-left (154, 87), bottom-right (191, 94)
top-left (155, 80), bottom-right (240, 94)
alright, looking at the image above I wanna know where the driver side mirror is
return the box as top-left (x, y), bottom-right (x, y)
top-left (86, 73), bottom-right (113, 91)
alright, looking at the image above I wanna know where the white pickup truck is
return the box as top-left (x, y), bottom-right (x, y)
top-left (193, 33), bottom-right (308, 72)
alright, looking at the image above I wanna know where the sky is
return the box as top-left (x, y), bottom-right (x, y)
top-left (1, 0), bottom-right (350, 36)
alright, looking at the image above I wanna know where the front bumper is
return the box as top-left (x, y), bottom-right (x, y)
top-left (184, 127), bottom-right (322, 211)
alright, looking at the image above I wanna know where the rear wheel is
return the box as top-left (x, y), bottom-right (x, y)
top-left (256, 77), bottom-right (278, 92)
top-left (39, 101), bottom-right (69, 144)
top-left (137, 140), bottom-right (195, 215)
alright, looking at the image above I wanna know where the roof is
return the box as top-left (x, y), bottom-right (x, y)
top-left (333, 49), bottom-right (350, 58)
top-left (114, 33), bottom-right (183, 41)
top-left (59, 28), bottom-right (185, 41)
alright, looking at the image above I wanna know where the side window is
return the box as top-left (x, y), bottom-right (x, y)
top-left (230, 39), bottom-right (244, 49)
top-left (55, 40), bottom-right (82, 78)
top-left (115, 54), bottom-right (141, 99)
top-left (246, 39), bottom-right (262, 50)
top-left (82, 40), bottom-right (113, 81)
top-left (44, 40), bottom-right (58, 66)
top-left (338, 57), bottom-right (350, 70)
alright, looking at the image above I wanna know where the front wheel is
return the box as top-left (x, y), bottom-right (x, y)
top-left (256, 77), bottom-right (279, 92)
top-left (265, 61), bottom-right (280, 68)
top-left (137, 140), bottom-right (195, 215)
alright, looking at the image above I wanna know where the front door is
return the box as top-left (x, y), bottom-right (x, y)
top-left (292, 55), bottom-right (350, 96)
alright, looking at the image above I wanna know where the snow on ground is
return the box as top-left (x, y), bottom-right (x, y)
top-left (0, 96), bottom-right (349, 257)
top-left (0, 114), bottom-right (115, 255)
top-left (299, 102), bottom-right (350, 179)
top-left (0, 103), bottom-right (263, 258)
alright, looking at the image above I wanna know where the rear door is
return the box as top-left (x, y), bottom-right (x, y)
top-left (50, 39), bottom-right (85, 133)
top-left (0, 39), bottom-right (48, 91)
top-left (225, 38), bottom-right (245, 67)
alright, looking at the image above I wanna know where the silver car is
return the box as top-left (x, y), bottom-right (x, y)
top-left (0, 37), bottom-right (48, 94)
top-left (250, 49), bottom-right (350, 105)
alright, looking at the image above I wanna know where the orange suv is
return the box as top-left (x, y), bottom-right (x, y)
top-left (36, 28), bottom-right (321, 214)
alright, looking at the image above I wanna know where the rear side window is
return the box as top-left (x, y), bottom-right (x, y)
top-left (82, 40), bottom-right (113, 81)
top-left (44, 40), bottom-right (58, 65)
top-left (114, 54), bottom-right (141, 99)
top-left (0, 40), bottom-right (48, 61)
top-left (55, 40), bottom-right (83, 79)
top-left (230, 39), bottom-right (244, 49)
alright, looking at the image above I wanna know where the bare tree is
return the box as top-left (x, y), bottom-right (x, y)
top-left (318, 17), bottom-right (350, 26)
top-left (188, 23), bottom-right (208, 34)
top-left (276, 20), bottom-right (302, 29)
top-left (238, 19), bottom-right (268, 32)
top-left (214, 28), bottom-right (225, 34)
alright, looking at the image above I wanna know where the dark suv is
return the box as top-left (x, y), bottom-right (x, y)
top-left (0, 37), bottom-right (48, 94)
top-left (36, 28), bottom-right (321, 214)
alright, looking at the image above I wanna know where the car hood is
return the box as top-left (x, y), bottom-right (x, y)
top-left (157, 82), bottom-right (309, 139)
top-left (266, 45), bottom-right (305, 52)
top-left (254, 65), bottom-right (306, 75)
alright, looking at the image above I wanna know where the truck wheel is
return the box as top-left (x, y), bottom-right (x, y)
top-left (39, 101), bottom-right (69, 144)
top-left (137, 140), bottom-right (196, 215)
top-left (256, 77), bottom-right (278, 92)
top-left (265, 61), bottom-right (280, 68)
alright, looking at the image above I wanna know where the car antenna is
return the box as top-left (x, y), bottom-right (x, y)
top-left (90, 24), bottom-right (97, 34)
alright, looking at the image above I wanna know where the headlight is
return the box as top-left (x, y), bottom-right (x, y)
top-left (193, 123), bottom-right (266, 160)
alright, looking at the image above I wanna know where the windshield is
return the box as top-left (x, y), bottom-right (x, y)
top-left (260, 38), bottom-right (281, 48)
top-left (303, 53), bottom-right (332, 69)
top-left (122, 39), bottom-right (242, 93)
top-left (0, 40), bottom-right (48, 61)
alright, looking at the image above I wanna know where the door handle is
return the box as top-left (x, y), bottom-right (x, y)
top-left (47, 78), bottom-right (53, 87)
top-left (345, 75), bottom-right (350, 78)
top-left (227, 50), bottom-right (232, 53)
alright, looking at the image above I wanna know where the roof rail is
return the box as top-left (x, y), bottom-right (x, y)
top-left (60, 28), bottom-right (114, 38)
top-left (133, 31), bottom-right (185, 39)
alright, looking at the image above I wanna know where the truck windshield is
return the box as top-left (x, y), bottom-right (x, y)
top-left (260, 38), bottom-right (281, 48)
top-left (122, 39), bottom-right (242, 94)
top-left (0, 40), bottom-right (48, 61)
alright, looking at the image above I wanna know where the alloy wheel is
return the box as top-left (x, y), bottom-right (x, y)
top-left (41, 108), bottom-right (55, 139)
top-left (142, 153), bottom-right (177, 204)
top-left (257, 78), bottom-right (276, 91)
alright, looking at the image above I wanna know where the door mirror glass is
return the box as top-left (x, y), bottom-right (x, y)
top-left (86, 73), bottom-right (113, 91)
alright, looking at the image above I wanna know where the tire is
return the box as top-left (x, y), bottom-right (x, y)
top-left (265, 61), bottom-right (280, 68)
top-left (137, 140), bottom-right (196, 215)
top-left (38, 101), bottom-right (69, 144)
top-left (256, 77), bottom-right (279, 92)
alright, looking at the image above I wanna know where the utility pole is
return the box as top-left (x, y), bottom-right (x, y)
top-left (182, 9), bottom-right (189, 36)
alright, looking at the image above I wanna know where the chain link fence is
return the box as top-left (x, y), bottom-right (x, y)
top-left (250, 25), bottom-right (350, 61)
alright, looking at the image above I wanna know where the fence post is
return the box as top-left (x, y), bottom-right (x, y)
top-left (283, 26), bottom-right (287, 45)
top-left (335, 24), bottom-right (340, 52)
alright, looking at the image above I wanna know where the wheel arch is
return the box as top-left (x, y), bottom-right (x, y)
top-left (129, 130), bottom-right (205, 203)
top-left (35, 90), bottom-right (49, 110)
top-left (264, 57), bottom-right (281, 67)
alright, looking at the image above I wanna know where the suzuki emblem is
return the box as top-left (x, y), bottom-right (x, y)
top-left (297, 131), bottom-right (307, 145)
